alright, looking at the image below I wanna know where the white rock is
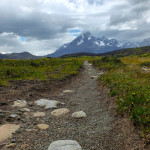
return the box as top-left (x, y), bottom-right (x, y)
top-left (91, 76), bottom-right (98, 79)
top-left (98, 72), bottom-right (104, 75)
top-left (48, 140), bottom-right (82, 150)
top-left (34, 99), bottom-right (60, 109)
top-left (10, 114), bottom-right (18, 118)
top-left (33, 112), bottom-right (46, 117)
top-left (0, 124), bottom-right (20, 142)
top-left (37, 124), bottom-right (49, 130)
top-left (63, 90), bottom-right (74, 93)
top-left (51, 108), bottom-right (70, 117)
top-left (72, 111), bottom-right (87, 119)
top-left (12, 100), bottom-right (27, 107)
top-left (88, 64), bottom-right (92, 66)
top-left (142, 66), bottom-right (150, 71)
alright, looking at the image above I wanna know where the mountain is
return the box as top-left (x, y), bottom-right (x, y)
top-left (61, 46), bottom-right (150, 58)
top-left (0, 52), bottom-right (39, 59)
top-left (47, 32), bottom-right (121, 57)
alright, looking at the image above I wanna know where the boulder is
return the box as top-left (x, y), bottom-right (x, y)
top-left (34, 99), bottom-right (60, 109)
top-left (48, 140), bottom-right (82, 150)
top-left (51, 108), bottom-right (70, 117)
top-left (72, 111), bottom-right (87, 119)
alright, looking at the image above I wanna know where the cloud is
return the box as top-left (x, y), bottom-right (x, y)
top-left (0, 0), bottom-right (150, 55)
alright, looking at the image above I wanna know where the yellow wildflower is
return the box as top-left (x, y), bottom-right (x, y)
top-left (132, 92), bottom-right (135, 95)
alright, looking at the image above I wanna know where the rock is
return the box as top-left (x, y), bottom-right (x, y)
top-left (33, 112), bottom-right (46, 117)
top-left (51, 108), bottom-right (70, 117)
top-left (34, 99), bottom-right (60, 109)
top-left (88, 63), bottom-right (92, 66)
top-left (10, 114), bottom-right (18, 118)
top-left (0, 124), bottom-right (20, 142)
top-left (63, 90), bottom-right (74, 93)
top-left (72, 111), bottom-right (87, 119)
top-left (5, 143), bottom-right (17, 148)
top-left (12, 100), bottom-right (27, 107)
top-left (25, 129), bottom-right (37, 132)
top-left (48, 140), bottom-right (82, 150)
top-left (37, 124), bottom-right (49, 130)
top-left (98, 72), bottom-right (104, 75)
top-left (142, 66), bottom-right (150, 71)
top-left (20, 108), bottom-right (30, 112)
top-left (91, 76), bottom-right (98, 79)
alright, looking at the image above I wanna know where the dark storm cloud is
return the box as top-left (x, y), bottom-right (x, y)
top-left (0, 6), bottom-right (76, 40)
top-left (0, 0), bottom-right (150, 55)
top-left (109, 0), bottom-right (150, 26)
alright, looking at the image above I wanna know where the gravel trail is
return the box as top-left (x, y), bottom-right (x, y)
top-left (1, 61), bottom-right (126, 150)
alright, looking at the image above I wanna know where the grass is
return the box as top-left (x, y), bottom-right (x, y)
top-left (90, 56), bottom-right (150, 136)
top-left (0, 58), bottom-right (83, 85)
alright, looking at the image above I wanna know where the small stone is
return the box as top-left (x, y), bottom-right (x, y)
top-left (25, 129), bottom-right (37, 132)
top-left (63, 90), bottom-right (74, 93)
top-left (0, 124), bottom-right (20, 142)
top-left (5, 143), bottom-right (17, 148)
top-left (34, 99), bottom-right (60, 109)
top-left (51, 108), bottom-right (70, 117)
top-left (37, 124), bottom-right (49, 130)
top-left (48, 140), bottom-right (82, 150)
top-left (12, 100), bottom-right (27, 107)
top-left (91, 76), bottom-right (98, 79)
top-left (10, 114), bottom-right (18, 118)
top-left (20, 108), bottom-right (30, 112)
top-left (88, 63), bottom-right (92, 66)
top-left (72, 111), bottom-right (87, 119)
top-left (98, 72), bottom-right (104, 75)
top-left (33, 112), bottom-right (46, 117)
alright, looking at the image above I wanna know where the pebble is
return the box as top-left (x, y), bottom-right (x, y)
top-left (48, 140), bottom-right (82, 150)
top-left (51, 108), bottom-right (70, 117)
top-left (34, 99), bottom-right (60, 109)
top-left (63, 90), bottom-right (74, 93)
top-left (20, 108), bottom-right (30, 112)
top-left (37, 124), bottom-right (49, 130)
top-left (10, 114), bottom-right (18, 118)
top-left (33, 112), bottom-right (46, 117)
top-left (91, 76), bottom-right (98, 79)
top-left (12, 100), bottom-right (27, 107)
top-left (72, 111), bottom-right (87, 119)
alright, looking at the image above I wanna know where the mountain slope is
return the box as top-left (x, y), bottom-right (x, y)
top-left (47, 32), bottom-right (121, 57)
top-left (0, 52), bottom-right (39, 59)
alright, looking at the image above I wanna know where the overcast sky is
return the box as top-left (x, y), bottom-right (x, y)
top-left (0, 0), bottom-right (150, 55)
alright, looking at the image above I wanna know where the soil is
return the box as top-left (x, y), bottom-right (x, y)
top-left (0, 61), bottom-right (149, 150)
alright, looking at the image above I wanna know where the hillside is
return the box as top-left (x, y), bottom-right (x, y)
top-left (60, 46), bottom-right (150, 58)
top-left (0, 52), bottom-right (39, 59)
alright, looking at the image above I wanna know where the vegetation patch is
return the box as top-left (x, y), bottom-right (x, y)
top-left (90, 56), bottom-right (150, 136)
top-left (0, 58), bottom-right (83, 85)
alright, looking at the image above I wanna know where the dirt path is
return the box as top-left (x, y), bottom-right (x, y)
top-left (0, 61), bottom-right (145, 149)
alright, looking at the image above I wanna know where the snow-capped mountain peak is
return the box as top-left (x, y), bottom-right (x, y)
top-left (48, 32), bottom-right (121, 57)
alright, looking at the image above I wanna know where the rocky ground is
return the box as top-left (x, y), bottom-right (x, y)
top-left (0, 61), bottom-right (149, 150)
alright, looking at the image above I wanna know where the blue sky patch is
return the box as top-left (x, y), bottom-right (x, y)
top-left (20, 37), bottom-right (25, 42)
top-left (69, 29), bottom-right (81, 37)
